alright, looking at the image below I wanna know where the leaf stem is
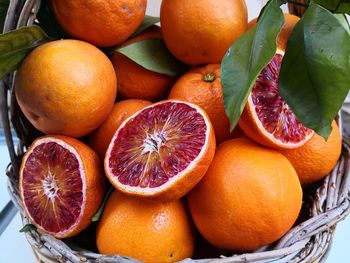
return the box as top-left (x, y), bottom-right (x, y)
top-left (203, 72), bottom-right (216, 82)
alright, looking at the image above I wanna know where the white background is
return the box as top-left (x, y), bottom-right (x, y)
top-left (0, 0), bottom-right (349, 262)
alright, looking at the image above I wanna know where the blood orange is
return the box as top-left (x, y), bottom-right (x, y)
top-left (239, 50), bottom-right (314, 149)
top-left (104, 100), bottom-right (216, 201)
top-left (89, 99), bottom-right (152, 158)
top-left (19, 135), bottom-right (105, 238)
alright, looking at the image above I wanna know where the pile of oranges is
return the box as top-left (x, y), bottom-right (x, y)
top-left (15, 0), bottom-right (342, 262)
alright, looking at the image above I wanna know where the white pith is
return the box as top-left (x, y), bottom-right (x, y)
top-left (105, 100), bottom-right (212, 195)
top-left (142, 130), bottom-right (167, 154)
top-left (20, 137), bottom-right (86, 236)
top-left (247, 49), bottom-right (314, 147)
top-left (42, 171), bottom-right (59, 199)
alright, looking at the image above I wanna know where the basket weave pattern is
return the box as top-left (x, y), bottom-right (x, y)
top-left (2, 1), bottom-right (350, 262)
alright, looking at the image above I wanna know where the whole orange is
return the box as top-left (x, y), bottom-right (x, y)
top-left (160, 0), bottom-right (247, 65)
top-left (112, 26), bottom-right (175, 101)
top-left (15, 40), bottom-right (117, 138)
top-left (96, 191), bottom-right (195, 262)
top-left (280, 120), bottom-right (342, 185)
top-left (168, 64), bottom-right (233, 143)
top-left (248, 13), bottom-right (299, 51)
top-left (51, 0), bottom-right (147, 47)
top-left (89, 99), bottom-right (152, 158)
top-left (187, 138), bottom-right (302, 251)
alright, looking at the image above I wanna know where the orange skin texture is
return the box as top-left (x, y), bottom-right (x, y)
top-left (280, 121), bottom-right (342, 185)
top-left (160, 0), bottom-right (248, 65)
top-left (187, 138), bottom-right (302, 251)
top-left (15, 40), bottom-right (117, 138)
top-left (89, 99), bottom-right (152, 158)
top-left (19, 135), bottom-right (105, 238)
top-left (248, 13), bottom-right (300, 51)
top-left (112, 26), bottom-right (176, 101)
top-left (96, 191), bottom-right (195, 262)
top-left (169, 64), bottom-right (235, 143)
top-left (104, 100), bottom-right (216, 201)
top-left (51, 0), bottom-right (147, 47)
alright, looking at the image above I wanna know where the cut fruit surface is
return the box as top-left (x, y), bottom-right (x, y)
top-left (105, 100), bottom-right (216, 201)
top-left (89, 99), bottom-right (152, 158)
top-left (19, 135), bottom-right (105, 238)
top-left (239, 50), bottom-right (314, 149)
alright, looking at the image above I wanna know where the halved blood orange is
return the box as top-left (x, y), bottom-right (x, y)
top-left (19, 135), bottom-right (105, 238)
top-left (239, 50), bottom-right (314, 149)
top-left (104, 100), bottom-right (216, 201)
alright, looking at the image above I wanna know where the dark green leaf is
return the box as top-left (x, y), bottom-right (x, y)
top-left (0, 26), bottom-right (51, 79)
top-left (130, 15), bottom-right (160, 38)
top-left (19, 224), bottom-right (36, 233)
top-left (36, 0), bottom-right (67, 38)
top-left (313, 0), bottom-right (350, 14)
top-left (279, 4), bottom-right (350, 138)
top-left (221, 0), bottom-right (285, 130)
top-left (0, 0), bottom-right (9, 32)
top-left (92, 187), bottom-right (114, 222)
top-left (116, 38), bottom-right (187, 76)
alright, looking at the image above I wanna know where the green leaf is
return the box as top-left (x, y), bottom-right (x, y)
top-left (19, 224), bottom-right (36, 233)
top-left (335, 13), bottom-right (350, 32)
top-left (0, 25), bottom-right (51, 79)
top-left (92, 187), bottom-right (114, 222)
top-left (279, 4), bottom-right (350, 138)
top-left (36, 0), bottom-right (67, 38)
top-left (116, 38), bottom-right (187, 76)
top-left (221, 0), bottom-right (285, 130)
top-left (130, 15), bottom-right (160, 38)
top-left (313, 0), bottom-right (350, 14)
top-left (0, 0), bottom-right (9, 32)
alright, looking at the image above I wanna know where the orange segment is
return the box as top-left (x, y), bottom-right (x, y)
top-left (104, 100), bottom-right (216, 201)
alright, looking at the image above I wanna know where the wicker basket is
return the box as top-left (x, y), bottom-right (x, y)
top-left (2, 1), bottom-right (350, 262)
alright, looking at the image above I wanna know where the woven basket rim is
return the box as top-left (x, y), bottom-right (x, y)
top-left (2, 1), bottom-right (350, 262)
